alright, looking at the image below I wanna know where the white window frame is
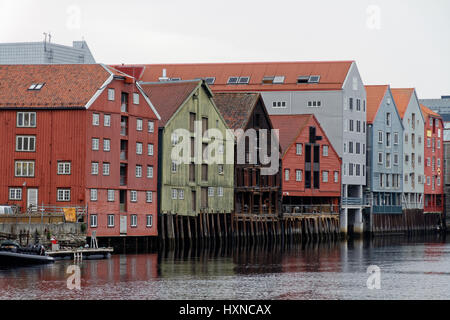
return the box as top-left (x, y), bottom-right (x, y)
top-left (323, 145), bottom-right (329, 157)
top-left (107, 190), bottom-right (115, 202)
top-left (378, 152), bottom-right (383, 164)
top-left (9, 188), bottom-right (22, 200)
top-left (378, 131), bottom-right (383, 144)
top-left (16, 135), bottom-right (36, 152)
top-left (92, 113), bottom-right (100, 126)
top-left (130, 190), bottom-right (137, 202)
top-left (133, 92), bottom-right (140, 105)
top-left (92, 138), bottom-right (100, 151)
top-left (131, 215), bottom-right (137, 227)
top-left (296, 143), bottom-right (302, 155)
top-left (146, 215), bottom-right (153, 227)
top-left (147, 166), bottom-right (153, 178)
top-left (146, 191), bottom-right (153, 203)
top-left (17, 112), bottom-right (36, 128)
top-left (103, 163), bottom-right (110, 176)
top-left (15, 160), bottom-right (35, 177)
top-left (107, 214), bottom-right (115, 227)
top-left (103, 139), bottom-right (111, 152)
top-left (108, 88), bottom-right (115, 101)
top-left (148, 121), bottom-right (154, 133)
top-left (323, 171), bottom-right (329, 182)
top-left (218, 187), bottom-right (224, 197)
top-left (57, 189), bottom-right (71, 202)
top-left (57, 162), bottom-right (71, 175)
top-left (90, 189), bottom-right (98, 201)
top-left (179, 189), bottom-right (185, 200)
top-left (148, 143), bottom-right (154, 156)
top-left (136, 118), bottom-right (143, 131)
top-left (296, 169), bottom-right (302, 182)
top-left (104, 114), bottom-right (111, 127)
top-left (91, 162), bottom-right (99, 175)
top-left (136, 165), bottom-right (142, 178)
top-left (334, 171), bottom-right (339, 183)
top-left (208, 187), bottom-right (215, 197)
top-left (285, 169), bottom-right (290, 181)
top-left (136, 142), bottom-right (143, 155)
top-left (171, 189), bottom-right (177, 200)
top-left (90, 214), bottom-right (98, 228)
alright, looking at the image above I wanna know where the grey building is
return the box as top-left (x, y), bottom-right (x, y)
top-left (0, 40), bottom-right (95, 64)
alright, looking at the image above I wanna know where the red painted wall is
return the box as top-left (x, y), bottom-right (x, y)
top-left (282, 116), bottom-right (341, 198)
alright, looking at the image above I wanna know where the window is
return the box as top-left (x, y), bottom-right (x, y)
top-left (92, 113), bottom-right (100, 126)
top-left (131, 215), bottom-right (137, 227)
top-left (107, 190), bottom-right (115, 202)
top-left (90, 214), bottom-right (98, 228)
top-left (378, 131), bottom-right (383, 144)
top-left (104, 114), bottom-right (111, 127)
top-left (296, 170), bottom-right (302, 182)
top-left (323, 145), bottom-right (329, 156)
top-left (208, 187), bottom-right (215, 197)
top-left (143, 144), bottom-right (152, 157)
top-left (273, 101), bottom-right (287, 108)
top-left (386, 113), bottom-right (391, 127)
top-left (349, 163), bottom-right (354, 176)
top-left (92, 138), bottom-right (99, 151)
top-left (334, 171), bottom-right (339, 183)
top-left (386, 153), bottom-right (391, 168)
top-left (427, 138), bottom-right (431, 148)
top-left (103, 163), bottom-right (110, 176)
top-left (103, 139), bottom-right (111, 152)
top-left (323, 171), bottom-right (329, 182)
top-left (17, 112), bottom-right (36, 127)
top-left (238, 76), bottom-right (250, 84)
top-left (349, 120), bottom-right (354, 132)
top-left (91, 162), bottom-right (99, 175)
top-left (107, 215), bottom-right (115, 227)
top-left (356, 143), bottom-right (360, 155)
top-left (171, 133), bottom-right (178, 146)
top-left (418, 155), bottom-right (422, 165)
top-left (394, 153), bottom-right (399, 165)
top-left (201, 164), bottom-right (208, 181)
top-left (15, 160), bottom-right (35, 177)
top-left (296, 144), bottom-right (302, 155)
top-left (57, 189), bottom-right (70, 202)
top-left (378, 152), bottom-right (383, 164)
top-left (285, 169), bottom-right (290, 181)
top-left (384, 132), bottom-right (391, 148)
top-left (130, 190), bottom-right (137, 202)
top-left (205, 77), bottom-right (215, 85)
top-left (438, 158), bottom-right (441, 168)
top-left (356, 99), bottom-right (361, 111)
top-left (171, 161), bottom-right (177, 173)
top-left (90, 189), bottom-right (98, 201)
top-left (404, 174), bottom-right (408, 184)
top-left (349, 98), bottom-right (354, 111)
top-left (146, 215), bottom-right (153, 227)
top-left (108, 88), bottom-right (115, 101)
top-left (438, 139), bottom-right (441, 149)
top-left (405, 134), bottom-right (409, 144)
top-left (146, 191), bottom-right (153, 203)
top-left (9, 188), bottom-right (22, 200)
top-left (394, 132), bottom-right (399, 145)
top-left (227, 77), bottom-right (239, 84)
top-left (218, 187), bottom-right (224, 197)
top-left (380, 174), bottom-right (384, 188)
top-left (427, 157), bottom-right (431, 167)
top-left (356, 120), bottom-right (361, 133)
top-left (57, 162), bottom-right (71, 175)
top-left (405, 154), bottom-right (409, 164)
top-left (147, 166), bottom-right (153, 178)
top-left (136, 119), bottom-right (143, 131)
top-left (148, 121), bottom-right (154, 133)
top-left (438, 177), bottom-right (441, 186)
top-left (136, 165), bottom-right (142, 178)
top-left (179, 189), bottom-right (185, 200)
top-left (427, 176), bottom-right (431, 186)
top-left (16, 136), bottom-right (36, 152)
top-left (171, 189), bottom-right (177, 200)
top-left (133, 93), bottom-right (139, 105)
top-left (349, 141), bottom-right (354, 154)
top-left (218, 164), bottom-right (224, 174)
top-left (136, 142), bottom-right (143, 155)
top-left (307, 101), bottom-right (321, 108)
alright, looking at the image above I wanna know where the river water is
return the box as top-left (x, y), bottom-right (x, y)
top-left (1, 235), bottom-right (449, 300)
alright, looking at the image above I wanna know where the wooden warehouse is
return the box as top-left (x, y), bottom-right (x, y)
top-left (139, 80), bottom-right (234, 245)
top-left (0, 64), bottom-right (161, 244)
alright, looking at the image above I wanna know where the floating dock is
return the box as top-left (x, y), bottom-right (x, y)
top-left (47, 248), bottom-right (113, 260)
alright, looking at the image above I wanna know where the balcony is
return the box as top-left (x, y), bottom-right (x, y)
top-left (372, 205), bottom-right (403, 214)
top-left (282, 204), bottom-right (339, 216)
top-left (342, 197), bottom-right (363, 206)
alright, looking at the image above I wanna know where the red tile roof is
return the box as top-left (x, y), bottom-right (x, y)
top-left (270, 114), bottom-right (313, 156)
top-left (139, 80), bottom-right (201, 126)
top-left (391, 88), bottom-right (415, 119)
top-left (420, 104), bottom-right (441, 119)
top-left (365, 85), bottom-right (389, 124)
top-left (110, 64), bottom-right (146, 80)
top-left (0, 64), bottom-right (111, 108)
top-left (114, 61), bottom-right (354, 92)
top-left (213, 92), bottom-right (261, 130)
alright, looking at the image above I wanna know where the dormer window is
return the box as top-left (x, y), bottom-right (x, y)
top-left (238, 76), bottom-right (250, 84)
top-left (297, 76), bottom-right (320, 84)
top-left (297, 76), bottom-right (309, 84)
top-left (205, 77), bottom-right (215, 85)
top-left (262, 76), bottom-right (285, 84)
top-left (227, 77), bottom-right (239, 84)
top-left (308, 75), bottom-right (320, 83)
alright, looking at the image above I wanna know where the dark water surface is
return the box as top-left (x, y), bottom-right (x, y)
top-left (1, 235), bottom-right (450, 300)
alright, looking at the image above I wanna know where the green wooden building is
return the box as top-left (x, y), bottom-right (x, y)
top-left (140, 80), bottom-right (234, 241)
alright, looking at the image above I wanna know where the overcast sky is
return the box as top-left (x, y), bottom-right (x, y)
top-left (1, 0), bottom-right (449, 98)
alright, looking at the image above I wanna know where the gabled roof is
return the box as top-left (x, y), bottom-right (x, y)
top-left (421, 104), bottom-right (442, 119)
top-left (0, 64), bottom-right (111, 108)
top-left (365, 85), bottom-right (389, 124)
top-left (115, 61), bottom-right (354, 92)
top-left (139, 80), bottom-right (202, 126)
top-left (213, 92), bottom-right (261, 130)
top-left (391, 88), bottom-right (415, 119)
top-left (111, 64), bottom-right (146, 80)
top-left (270, 114), bottom-right (313, 157)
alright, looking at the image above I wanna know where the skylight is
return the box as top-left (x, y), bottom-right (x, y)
top-left (238, 76), bottom-right (250, 84)
top-left (227, 77), bottom-right (239, 84)
top-left (28, 83), bottom-right (45, 91)
top-left (205, 77), bottom-right (215, 85)
top-left (297, 76), bottom-right (310, 84)
top-left (308, 75), bottom-right (320, 83)
top-left (262, 76), bottom-right (274, 84)
top-left (262, 75), bottom-right (285, 85)
top-left (273, 76), bottom-right (285, 84)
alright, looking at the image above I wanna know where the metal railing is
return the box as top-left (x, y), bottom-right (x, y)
top-left (282, 204), bottom-right (339, 215)
top-left (372, 205), bottom-right (403, 214)
top-left (342, 197), bottom-right (363, 206)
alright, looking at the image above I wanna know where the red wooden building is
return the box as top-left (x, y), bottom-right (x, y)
top-left (0, 64), bottom-right (160, 241)
top-left (421, 104), bottom-right (444, 214)
top-left (270, 114), bottom-right (341, 214)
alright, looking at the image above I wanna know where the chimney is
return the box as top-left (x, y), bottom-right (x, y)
top-left (159, 68), bottom-right (169, 82)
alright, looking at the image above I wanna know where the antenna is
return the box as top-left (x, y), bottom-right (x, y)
top-left (43, 32), bottom-right (47, 51)
top-left (48, 32), bottom-right (52, 44)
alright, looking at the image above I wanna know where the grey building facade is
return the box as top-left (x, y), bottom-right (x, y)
top-left (0, 40), bottom-right (95, 64)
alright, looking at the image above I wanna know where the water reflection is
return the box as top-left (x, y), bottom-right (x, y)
top-left (0, 235), bottom-right (449, 300)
